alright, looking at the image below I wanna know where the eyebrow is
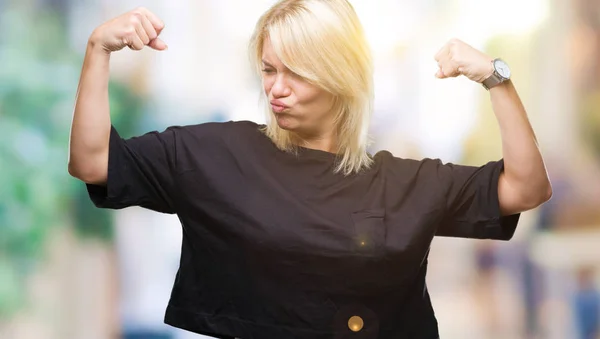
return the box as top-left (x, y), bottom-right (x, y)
top-left (261, 60), bottom-right (274, 68)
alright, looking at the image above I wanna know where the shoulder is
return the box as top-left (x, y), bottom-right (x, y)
top-left (369, 150), bottom-right (452, 186)
top-left (168, 120), bottom-right (263, 142)
top-left (369, 151), bottom-right (452, 201)
top-left (225, 120), bottom-right (265, 137)
top-left (372, 150), bottom-right (443, 175)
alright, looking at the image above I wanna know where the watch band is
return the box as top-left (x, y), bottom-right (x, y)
top-left (481, 72), bottom-right (504, 90)
top-left (481, 58), bottom-right (510, 90)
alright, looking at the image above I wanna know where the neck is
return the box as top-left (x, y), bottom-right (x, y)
top-left (300, 138), bottom-right (337, 154)
top-left (293, 130), bottom-right (338, 154)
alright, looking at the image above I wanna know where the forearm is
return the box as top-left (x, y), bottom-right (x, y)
top-left (68, 38), bottom-right (112, 184)
top-left (489, 80), bottom-right (551, 203)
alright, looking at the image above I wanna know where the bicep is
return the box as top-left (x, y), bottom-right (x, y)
top-left (497, 171), bottom-right (522, 216)
top-left (497, 171), bottom-right (543, 216)
top-left (76, 150), bottom-right (109, 186)
top-left (69, 147), bottom-right (109, 186)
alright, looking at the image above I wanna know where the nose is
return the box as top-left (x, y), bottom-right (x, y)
top-left (271, 73), bottom-right (292, 99)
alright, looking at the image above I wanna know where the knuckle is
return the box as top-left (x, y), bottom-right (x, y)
top-left (123, 26), bottom-right (136, 36)
top-left (449, 45), bottom-right (457, 56)
top-left (129, 13), bottom-right (142, 24)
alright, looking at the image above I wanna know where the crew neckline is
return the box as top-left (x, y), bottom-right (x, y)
top-left (252, 123), bottom-right (339, 161)
top-left (296, 144), bottom-right (340, 160)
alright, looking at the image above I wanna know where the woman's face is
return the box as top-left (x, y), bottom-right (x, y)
top-left (261, 38), bottom-right (336, 137)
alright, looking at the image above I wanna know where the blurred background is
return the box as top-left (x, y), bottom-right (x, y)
top-left (1, 0), bottom-right (599, 338)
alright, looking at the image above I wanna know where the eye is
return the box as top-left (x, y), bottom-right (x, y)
top-left (261, 68), bottom-right (275, 74)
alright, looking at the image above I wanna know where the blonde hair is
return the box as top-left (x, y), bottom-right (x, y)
top-left (248, 0), bottom-right (374, 175)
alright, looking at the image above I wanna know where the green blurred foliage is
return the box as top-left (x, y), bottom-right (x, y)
top-left (0, 4), bottom-right (144, 317)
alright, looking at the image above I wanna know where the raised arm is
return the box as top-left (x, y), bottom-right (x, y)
top-left (488, 80), bottom-right (552, 215)
top-left (68, 7), bottom-right (167, 185)
top-left (434, 38), bottom-right (552, 216)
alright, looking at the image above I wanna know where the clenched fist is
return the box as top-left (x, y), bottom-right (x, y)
top-left (434, 38), bottom-right (494, 83)
top-left (89, 7), bottom-right (167, 53)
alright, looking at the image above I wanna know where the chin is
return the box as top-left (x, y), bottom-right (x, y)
top-left (274, 113), bottom-right (299, 131)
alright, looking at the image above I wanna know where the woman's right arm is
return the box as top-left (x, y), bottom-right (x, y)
top-left (67, 40), bottom-right (111, 184)
top-left (68, 7), bottom-right (166, 185)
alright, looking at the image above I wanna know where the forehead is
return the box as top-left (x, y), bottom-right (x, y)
top-left (261, 38), bottom-right (284, 67)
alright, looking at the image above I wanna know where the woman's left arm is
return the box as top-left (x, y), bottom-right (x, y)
top-left (434, 39), bottom-right (553, 216)
top-left (489, 81), bottom-right (552, 215)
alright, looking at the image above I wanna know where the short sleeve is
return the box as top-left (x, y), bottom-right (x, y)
top-left (435, 159), bottom-right (520, 240)
top-left (85, 125), bottom-right (179, 214)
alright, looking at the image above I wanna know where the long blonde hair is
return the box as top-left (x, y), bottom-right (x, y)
top-left (248, 0), bottom-right (374, 175)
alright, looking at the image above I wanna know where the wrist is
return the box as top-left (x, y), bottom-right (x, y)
top-left (489, 79), bottom-right (512, 92)
top-left (83, 40), bottom-right (111, 71)
top-left (87, 31), bottom-right (111, 57)
top-left (479, 59), bottom-right (495, 83)
top-left (481, 58), bottom-right (511, 90)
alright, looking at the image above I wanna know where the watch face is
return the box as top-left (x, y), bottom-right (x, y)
top-left (494, 59), bottom-right (511, 79)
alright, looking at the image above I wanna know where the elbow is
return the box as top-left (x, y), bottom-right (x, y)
top-left (526, 179), bottom-right (553, 210)
top-left (542, 180), bottom-right (553, 203)
top-left (68, 161), bottom-right (106, 185)
top-left (68, 161), bottom-right (88, 181)
top-left (68, 149), bottom-right (108, 184)
top-left (67, 161), bottom-right (79, 178)
top-left (68, 161), bottom-right (80, 178)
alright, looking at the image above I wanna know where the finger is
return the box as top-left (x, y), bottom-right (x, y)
top-left (140, 15), bottom-right (158, 41)
top-left (435, 69), bottom-right (445, 79)
top-left (436, 61), bottom-right (448, 78)
top-left (444, 61), bottom-right (461, 77)
top-left (134, 20), bottom-right (150, 46)
top-left (435, 66), bottom-right (447, 79)
top-left (137, 7), bottom-right (165, 33)
top-left (444, 67), bottom-right (461, 78)
top-left (124, 34), bottom-right (145, 50)
top-left (435, 63), bottom-right (460, 78)
top-left (437, 53), bottom-right (451, 69)
top-left (449, 60), bottom-right (462, 77)
top-left (434, 43), bottom-right (449, 62)
top-left (126, 13), bottom-right (149, 44)
top-left (148, 37), bottom-right (168, 51)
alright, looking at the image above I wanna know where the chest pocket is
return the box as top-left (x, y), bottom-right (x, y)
top-left (350, 209), bottom-right (386, 256)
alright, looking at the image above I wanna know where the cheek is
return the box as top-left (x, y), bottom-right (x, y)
top-left (294, 83), bottom-right (319, 104)
top-left (263, 78), bottom-right (274, 94)
top-left (297, 86), bottom-right (331, 110)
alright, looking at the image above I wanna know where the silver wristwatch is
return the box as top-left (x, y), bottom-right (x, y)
top-left (482, 58), bottom-right (511, 90)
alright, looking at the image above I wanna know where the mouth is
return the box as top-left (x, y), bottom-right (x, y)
top-left (271, 104), bottom-right (288, 113)
top-left (270, 99), bottom-right (289, 113)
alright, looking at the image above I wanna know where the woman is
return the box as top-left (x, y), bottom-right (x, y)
top-left (68, 1), bottom-right (552, 338)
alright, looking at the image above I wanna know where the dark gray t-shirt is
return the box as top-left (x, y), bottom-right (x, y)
top-left (86, 120), bottom-right (520, 339)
